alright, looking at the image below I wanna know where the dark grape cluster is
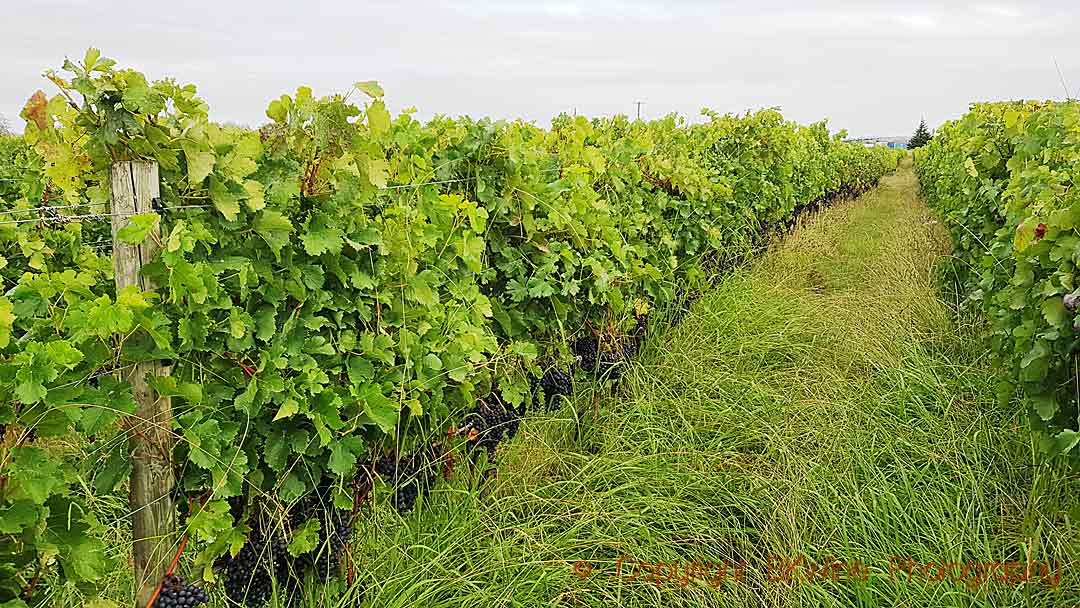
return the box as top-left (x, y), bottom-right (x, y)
top-left (572, 335), bottom-right (599, 372)
top-left (597, 350), bottom-right (625, 378)
top-left (606, 313), bottom-right (649, 373)
top-left (221, 535), bottom-right (279, 607)
top-left (392, 482), bottom-right (419, 513)
top-left (631, 313), bottom-right (648, 345)
top-left (288, 501), bottom-right (351, 584)
top-left (572, 317), bottom-right (648, 380)
top-left (154, 575), bottom-right (208, 607)
top-left (670, 289), bottom-right (700, 327)
top-left (361, 448), bottom-right (440, 514)
top-left (534, 368), bottom-right (573, 411)
top-left (219, 486), bottom-right (356, 608)
top-left (228, 494), bottom-right (246, 524)
top-left (465, 394), bottom-right (523, 456)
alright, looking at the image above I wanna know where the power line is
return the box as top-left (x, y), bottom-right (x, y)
top-left (1053, 57), bottom-right (1073, 100)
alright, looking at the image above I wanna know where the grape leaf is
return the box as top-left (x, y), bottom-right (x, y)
top-left (0, 501), bottom-right (38, 534)
top-left (287, 519), bottom-right (322, 557)
top-left (329, 441), bottom-right (358, 476)
top-left (254, 210), bottom-right (294, 259)
top-left (181, 140), bottom-right (215, 186)
top-left (358, 383), bottom-right (398, 433)
top-left (367, 100), bottom-right (391, 136)
top-left (302, 224), bottom-right (344, 256)
top-left (0, 298), bottom-right (13, 348)
top-left (8, 448), bottom-right (65, 505)
top-left (116, 213), bottom-right (160, 244)
top-left (354, 80), bottom-right (384, 98)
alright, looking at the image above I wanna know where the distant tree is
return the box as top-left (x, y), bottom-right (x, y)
top-left (908, 119), bottom-right (932, 149)
top-left (0, 113), bottom-right (10, 136)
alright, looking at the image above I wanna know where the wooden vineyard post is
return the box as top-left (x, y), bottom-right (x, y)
top-left (110, 161), bottom-right (176, 608)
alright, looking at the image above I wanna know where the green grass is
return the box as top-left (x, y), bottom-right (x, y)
top-left (82, 160), bottom-right (1080, 607)
top-left (339, 160), bottom-right (1080, 607)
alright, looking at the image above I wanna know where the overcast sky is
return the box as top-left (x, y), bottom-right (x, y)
top-left (2, 1), bottom-right (1078, 137)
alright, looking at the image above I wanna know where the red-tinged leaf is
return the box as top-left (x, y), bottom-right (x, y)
top-left (21, 90), bottom-right (49, 131)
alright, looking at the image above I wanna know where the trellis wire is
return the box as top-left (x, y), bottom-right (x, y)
top-left (0, 178), bottom-right (474, 226)
top-left (0, 205), bottom-right (214, 226)
top-left (0, 203), bottom-right (101, 217)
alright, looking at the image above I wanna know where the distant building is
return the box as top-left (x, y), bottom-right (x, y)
top-left (847, 136), bottom-right (908, 150)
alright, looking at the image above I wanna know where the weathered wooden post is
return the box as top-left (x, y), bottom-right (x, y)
top-left (109, 160), bottom-right (175, 608)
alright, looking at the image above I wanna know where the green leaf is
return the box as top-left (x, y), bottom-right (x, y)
top-left (273, 399), bottom-right (299, 421)
top-left (46, 340), bottom-right (84, 370)
top-left (963, 157), bottom-right (978, 178)
top-left (116, 213), bottom-right (159, 244)
top-left (83, 47), bottom-right (101, 70)
top-left (509, 341), bottom-right (538, 359)
top-left (423, 353), bottom-right (443, 371)
top-left (45, 496), bottom-right (109, 582)
top-left (266, 97), bottom-right (289, 123)
top-left (347, 356), bottom-right (374, 384)
top-left (254, 307), bottom-right (277, 342)
top-left (8, 447), bottom-right (65, 505)
top-left (358, 384), bottom-right (397, 434)
top-left (301, 225), bottom-right (344, 256)
top-left (367, 100), bottom-right (391, 136)
top-left (0, 298), bottom-right (14, 349)
top-left (458, 234), bottom-right (485, 272)
top-left (243, 180), bottom-right (266, 211)
top-left (407, 271), bottom-right (439, 307)
top-left (1043, 297), bottom-right (1068, 328)
top-left (211, 177), bottom-right (242, 221)
top-left (0, 501), bottom-right (38, 534)
top-left (182, 141), bottom-right (215, 186)
top-left (254, 210), bottom-right (294, 259)
top-left (1053, 429), bottom-right (1080, 454)
top-left (93, 441), bottom-right (131, 493)
top-left (368, 158), bottom-right (389, 189)
top-left (329, 442), bottom-right (357, 476)
top-left (355, 80), bottom-right (385, 98)
top-left (1031, 394), bottom-right (1059, 421)
top-left (148, 376), bottom-right (203, 402)
top-left (287, 519), bottom-right (322, 557)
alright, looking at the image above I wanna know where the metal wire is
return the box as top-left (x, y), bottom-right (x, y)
top-left (0, 205), bottom-right (214, 226)
top-left (0, 212), bottom-right (119, 226)
top-left (381, 178), bottom-right (470, 190)
top-left (0, 176), bottom-right (477, 226)
top-left (0, 203), bottom-right (101, 217)
top-left (163, 204), bottom-right (214, 211)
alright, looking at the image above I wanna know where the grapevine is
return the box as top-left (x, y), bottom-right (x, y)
top-left (914, 100), bottom-right (1080, 455)
top-left (0, 48), bottom-right (902, 604)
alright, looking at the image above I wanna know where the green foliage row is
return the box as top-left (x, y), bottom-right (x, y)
top-left (914, 100), bottom-right (1080, 454)
top-left (0, 49), bottom-right (900, 604)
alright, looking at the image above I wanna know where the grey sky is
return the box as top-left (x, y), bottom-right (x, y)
top-left (2, 1), bottom-right (1078, 137)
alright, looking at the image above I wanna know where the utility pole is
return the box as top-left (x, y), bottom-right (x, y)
top-left (635, 101), bottom-right (645, 120)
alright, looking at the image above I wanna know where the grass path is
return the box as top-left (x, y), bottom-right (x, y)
top-left (352, 160), bottom-right (1080, 608)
